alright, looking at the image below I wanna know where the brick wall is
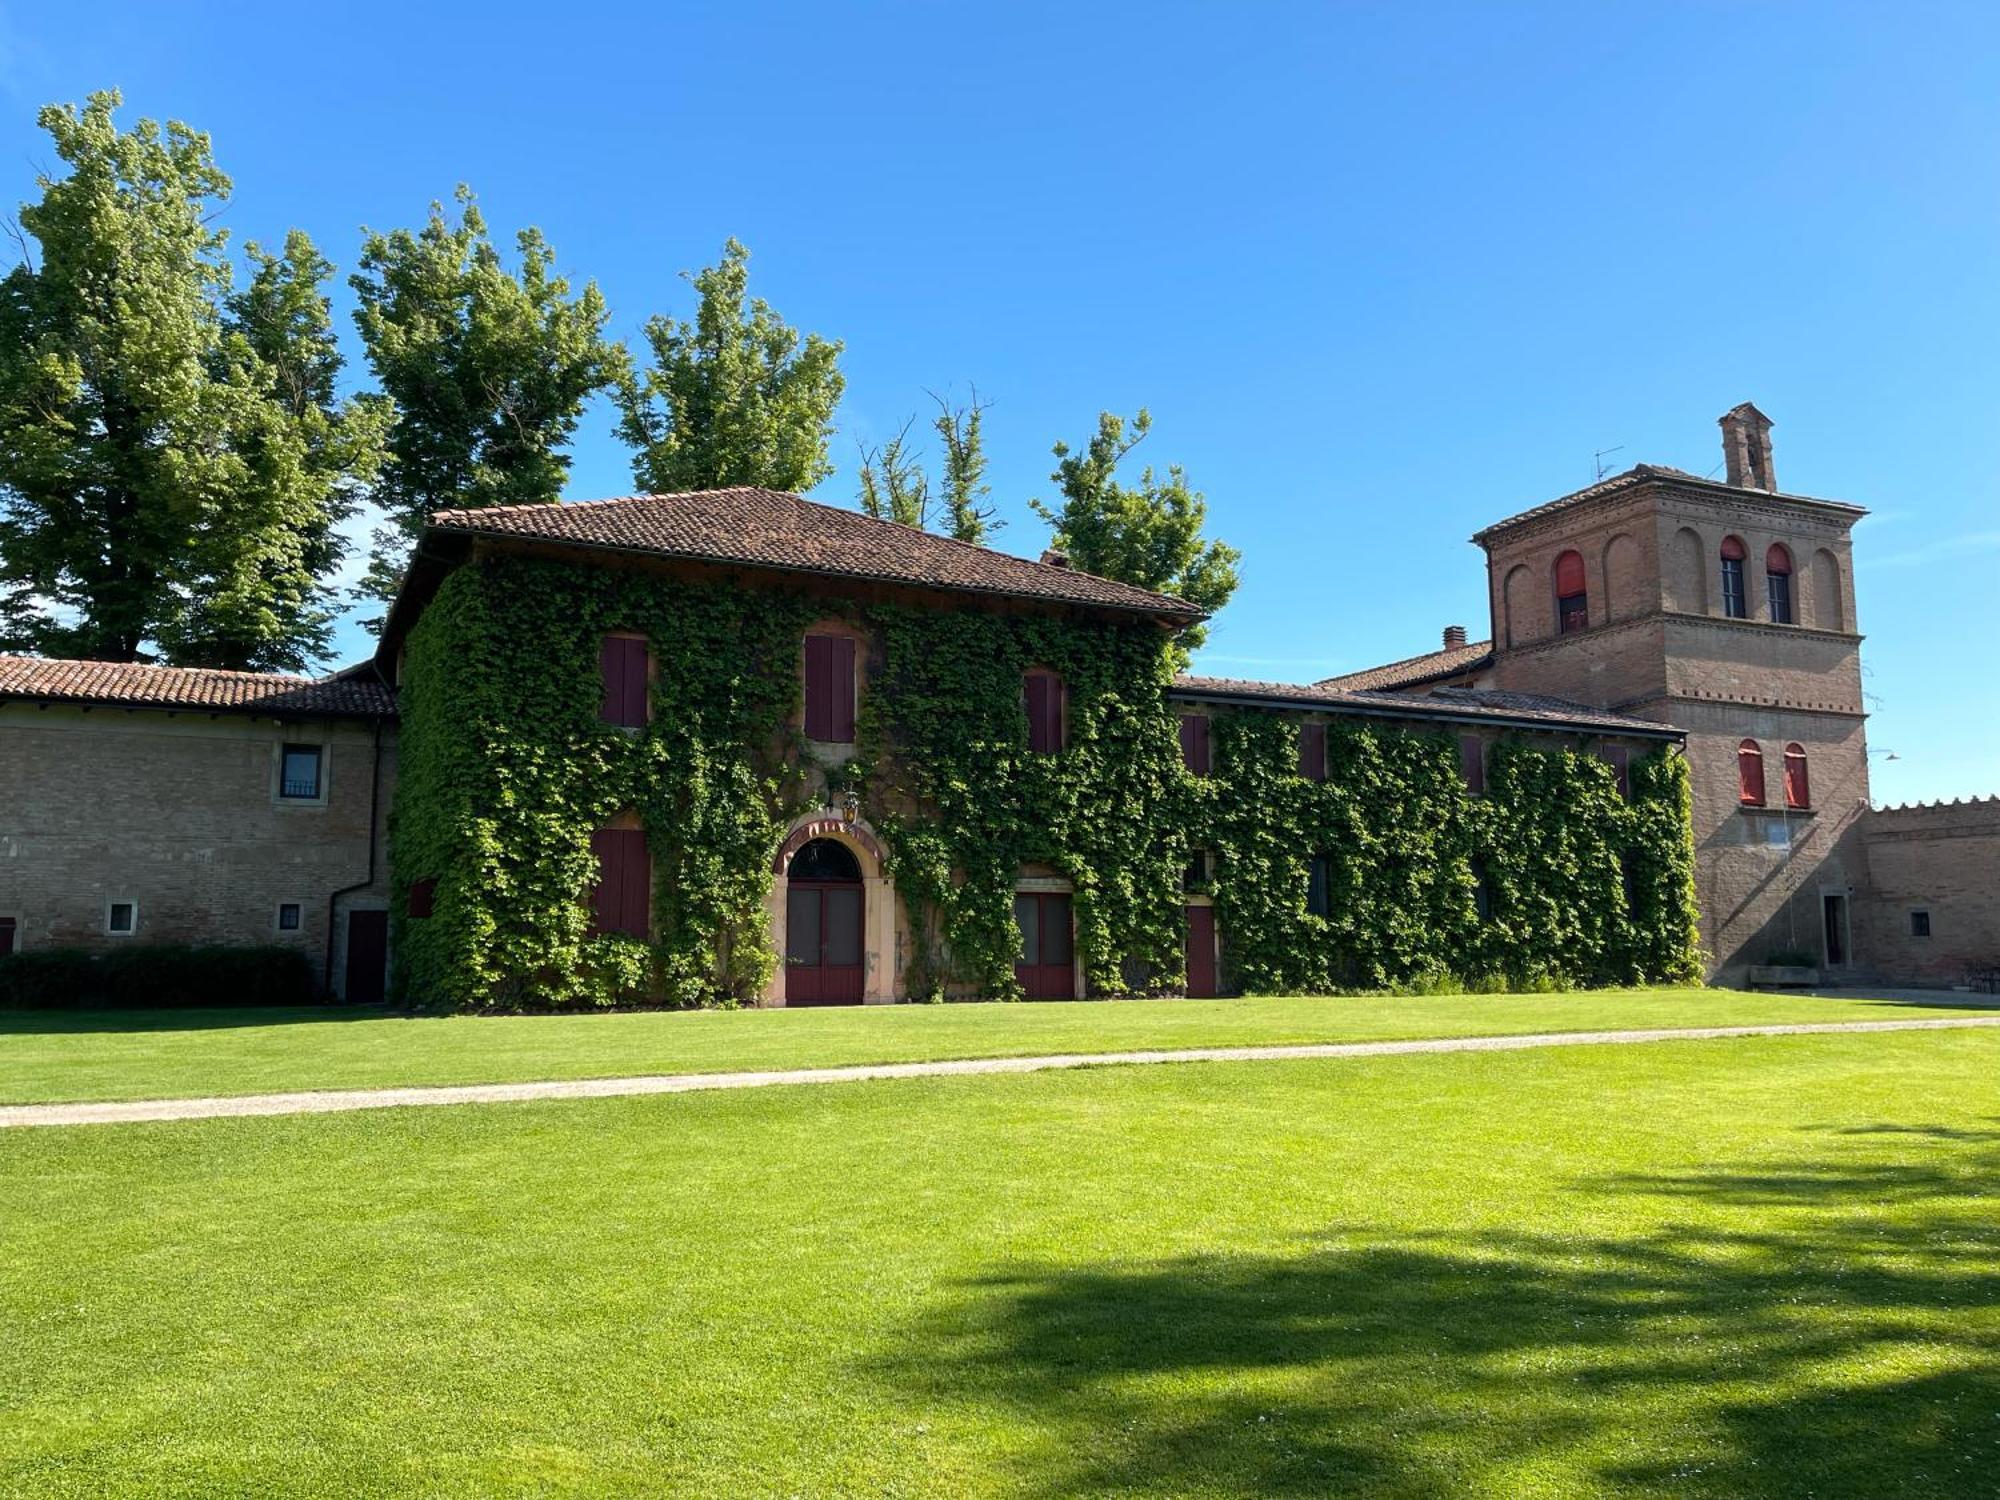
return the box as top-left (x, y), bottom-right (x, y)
top-left (0, 705), bottom-right (394, 998)
top-left (1860, 799), bottom-right (2000, 986)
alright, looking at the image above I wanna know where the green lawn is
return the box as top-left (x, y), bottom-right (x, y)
top-left (0, 1027), bottom-right (1994, 1495)
top-left (1, 985), bottom-right (1989, 1105)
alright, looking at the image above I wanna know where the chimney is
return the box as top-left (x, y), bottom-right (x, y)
top-left (1718, 402), bottom-right (1775, 491)
top-left (1039, 548), bottom-right (1070, 569)
top-left (1442, 624), bottom-right (1468, 650)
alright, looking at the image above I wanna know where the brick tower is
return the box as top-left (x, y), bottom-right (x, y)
top-left (1471, 406), bottom-right (1872, 983)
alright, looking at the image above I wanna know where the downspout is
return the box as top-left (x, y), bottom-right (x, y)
top-left (323, 711), bottom-right (386, 1000)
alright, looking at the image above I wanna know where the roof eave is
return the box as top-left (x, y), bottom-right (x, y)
top-left (1167, 682), bottom-right (1683, 740)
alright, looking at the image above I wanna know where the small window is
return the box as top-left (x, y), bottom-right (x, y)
top-left (1720, 537), bottom-right (1748, 619)
top-left (1306, 854), bottom-right (1331, 918)
top-left (1460, 736), bottom-right (1485, 795)
top-left (1554, 550), bottom-right (1588, 634)
top-left (1910, 909), bottom-right (1932, 939)
top-left (1024, 669), bottom-right (1066, 753)
top-left (0, 916), bottom-right (16, 956)
top-left (277, 902), bottom-right (302, 932)
top-left (1620, 850), bottom-right (1641, 912)
top-left (1763, 816), bottom-right (1792, 849)
top-left (1471, 859), bottom-right (1492, 922)
top-left (1180, 714), bottom-right (1211, 776)
top-left (1737, 739), bottom-right (1766, 807)
top-left (1298, 721), bottom-right (1327, 782)
top-left (407, 877), bottom-right (438, 919)
top-left (106, 900), bottom-right (137, 936)
top-left (599, 634), bottom-right (649, 727)
top-left (803, 633), bottom-right (857, 744)
top-left (1783, 743), bottom-right (1810, 809)
top-left (589, 826), bottom-right (651, 939)
top-left (1183, 851), bottom-right (1210, 891)
top-left (279, 744), bottom-right (323, 800)
top-left (1599, 744), bottom-right (1630, 800)
top-left (1765, 544), bottom-right (1794, 624)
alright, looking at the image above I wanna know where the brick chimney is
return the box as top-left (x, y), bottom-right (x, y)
top-left (1718, 402), bottom-right (1775, 491)
top-left (1442, 624), bottom-right (1468, 649)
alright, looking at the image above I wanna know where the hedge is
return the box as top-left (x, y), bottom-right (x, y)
top-left (0, 945), bottom-right (320, 1011)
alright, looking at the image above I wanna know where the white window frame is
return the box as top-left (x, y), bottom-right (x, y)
top-left (275, 900), bottom-right (305, 934)
top-left (105, 899), bottom-right (139, 937)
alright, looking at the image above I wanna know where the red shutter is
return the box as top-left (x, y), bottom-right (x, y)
top-left (1766, 544), bottom-right (1792, 576)
top-left (1721, 535), bottom-right (1747, 561)
top-left (589, 828), bottom-right (650, 939)
top-left (1460, 736), bottom-right (1485, 794)
top-left (804, 634), bottom-right (855, 743)
top-left (407, 878), bottom-right (437, 919)
top-left (1784, 744), bottom-right (1810, 809)
top-left (1738, 740), bottom-right (1766, 806)
top-left (1298, 721), bottom-right (1326, 781)
top-left (1180, 715), bottom-right (1210, 775)
top-left (600, 637), bottom-right (647, 727)
top-left (1554, 550), bottom-right (1587, 596)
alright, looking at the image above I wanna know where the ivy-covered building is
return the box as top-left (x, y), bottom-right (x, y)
top-left (367, 485), bottom-right (1700, 1008)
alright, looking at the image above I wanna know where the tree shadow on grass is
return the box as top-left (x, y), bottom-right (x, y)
top-left (0, 1004), bottom-right (404, 1035)
top-left (875, 1123), bottom-right (2000, 1497)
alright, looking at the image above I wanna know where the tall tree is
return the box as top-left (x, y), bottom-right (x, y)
top-left (0, 90), bottom-right (376, 669)
top-left (856, 391), bottom-right (998, 543)
top-left (351, 189), bottom-right (622, 618)
top-left (1030, 409), bottom-right (1239, 650)
top-left (616, 238), bottom-right (844, 494)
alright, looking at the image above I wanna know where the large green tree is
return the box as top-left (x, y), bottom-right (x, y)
top-left (0, 91), bottom-right (380, 669)
top-left (1030, 409), bottom-right (1240, 649)
top-left (857, 390), bottom-right (998, 543)
top-left (616, 239), bottom-right (845, 494)
top-left (350, 190), bottom-right (622, 618)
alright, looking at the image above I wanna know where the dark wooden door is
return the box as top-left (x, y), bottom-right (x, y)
top-left (1014, 891), bottom-right (1074, 999)
top-left (1185, 904), bottom-right (1217, 997)
top-left (346, 909), bottom-right (389, 1005)
top-left (786, 882), bottom-right (865, 1004)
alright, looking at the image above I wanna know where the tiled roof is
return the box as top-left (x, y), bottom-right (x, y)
top-left (1171, 674), bottom-right (1679, 737)
top-left (1316, 639), bottom-right (1494, 692)
top-left (428, 487), bottom-right (1206, 621)
top-left (0, 655), bottom-right (396, 717)
top-left (1471, 463), bottom-right (1864, 543)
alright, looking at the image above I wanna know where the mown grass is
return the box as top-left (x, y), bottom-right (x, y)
top-left (0, 985), bottom-right (1988, 1105)
top-left (2, 1028), bottom-right (1996, 1495)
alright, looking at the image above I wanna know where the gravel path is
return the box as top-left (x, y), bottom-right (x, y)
top-left (5, 1015), bottom-right (1996, 1130)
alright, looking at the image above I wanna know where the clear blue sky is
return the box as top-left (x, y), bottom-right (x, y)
top-left (4, 2), bottom-right (1996, 807)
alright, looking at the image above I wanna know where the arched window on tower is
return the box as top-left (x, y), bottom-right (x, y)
top-left (1720, 537), bottom-right (1748, 618)
top-left (1766, 543), bottom-right (1794, 624)
top-left (1737, 739), bottom-right (1766, 806)
top-left (1554, 550), bottom-right (1588, 634)
top-left (1783, 743), bottom-right (1810, 809)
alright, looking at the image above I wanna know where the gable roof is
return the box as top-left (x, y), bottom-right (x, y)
top-left (0, 655), bottom-right (395, 718)
top-left (1315, 638), bottom-right (1494, 692)
top-left (424, 487), bottom-right (1206, 623)
top-left (1171, 674), bottom-right (1680, 738)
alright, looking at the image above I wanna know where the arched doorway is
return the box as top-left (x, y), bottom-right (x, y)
top-left (785, 838), bottom-right (865, 1004)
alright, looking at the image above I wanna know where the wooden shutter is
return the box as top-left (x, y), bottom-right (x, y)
top-left (407, 878), bottom-right (437, 919)
top-left (1554, 550), bottom-right (1587, 597)
top-left (600, 636), bottom-right (647, 726)
top-left (1738, 740), bottom-right (1766, 807)
top-left (589, 828), bottom-right (650, 939)
top-left (1180, 715), bottom-right (1210, 775)
top-left (804, 634), bottom-right (855, 743)
top-left (1298, 721), bottom-right (1326, 782)
top-left (1784, 744), bottom-right (1810, 809)
top-left (1025, 671), bottom-right (1064, 753)
top-left (1460, 736), bottom-right (1485, 794)
top-left (1600, 745), bottom-right (1630, 799)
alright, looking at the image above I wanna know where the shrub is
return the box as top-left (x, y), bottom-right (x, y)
top-left (0, 944), bottom-right (321, 1011)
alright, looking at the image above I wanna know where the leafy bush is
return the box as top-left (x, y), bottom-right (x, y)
top-left (0, 945), bottom-right (319, 1011)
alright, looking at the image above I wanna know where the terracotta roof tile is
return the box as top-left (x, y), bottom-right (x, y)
top-left (0, 656), bottom-right (395, 717)
top-left (428, 487), bottom-right (1206, 621)
top-left (1316, 639), bottom-right (1494, 692)
top-left (1470, 463), bottom-right (1864, 543)
top-left (1171, 674), bottom-right (1679, 736)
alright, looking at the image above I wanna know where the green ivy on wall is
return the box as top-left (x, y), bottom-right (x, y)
top-left (391, 552), bottom-right (1701, 1010)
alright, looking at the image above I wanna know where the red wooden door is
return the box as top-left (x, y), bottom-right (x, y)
top-left (346, 909), bottom-right (389, 1005)
top-left (1185, 904), bottom-right (1217, 998)
top-left (786, 882), bottom-right (865, 1004)
top-left (1014, 891), bottom-right (1075, 999)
